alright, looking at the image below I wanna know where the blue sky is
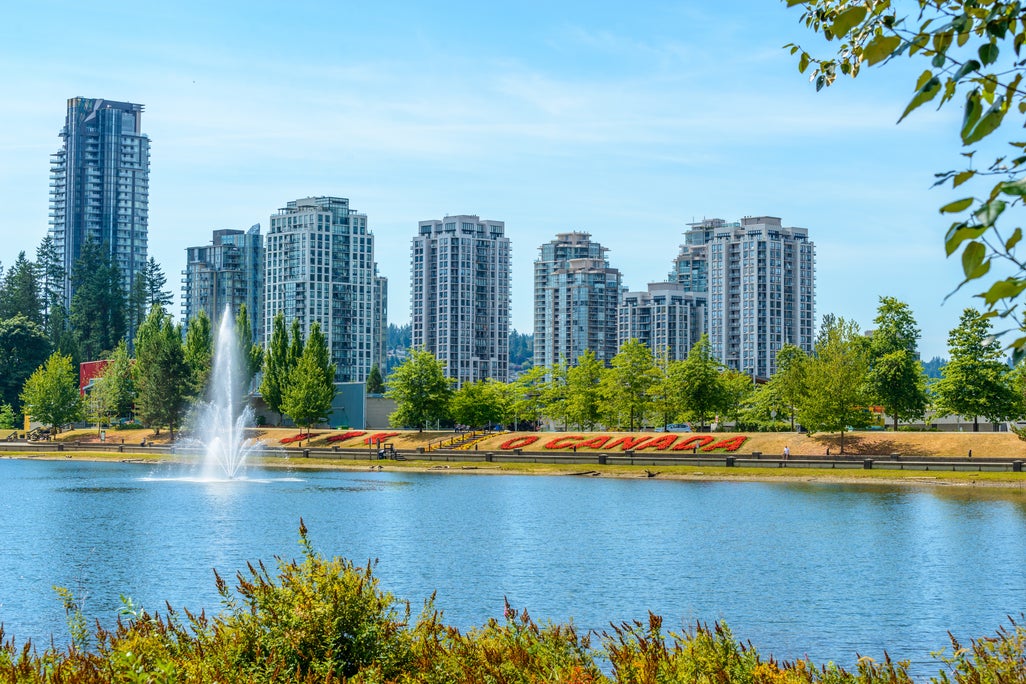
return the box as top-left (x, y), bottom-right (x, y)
top-left (0, 0), bottom-right (983, 359)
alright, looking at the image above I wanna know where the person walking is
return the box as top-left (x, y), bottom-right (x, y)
top-left (783, 445), bottom-right (790, 461)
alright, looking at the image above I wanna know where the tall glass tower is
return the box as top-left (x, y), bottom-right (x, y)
top-left (49, 97), bottom-right (150, 307)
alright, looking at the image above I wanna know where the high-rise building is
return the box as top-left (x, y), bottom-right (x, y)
top-left (264, 197), bottom-right (384, 383)
top-left (372, 266), bottom-right (388, 374)
top-left (533, 232), bottom-right (622, 369)
top-left (181, 225), bottom-right (263, 343)
top-left (672, 216), bottom-right (815, 379)
top-left (619, 282), bottom-right (706, 361)
top-left (411, 215), bottom-right (511, 386)
top-left (49, 97), bottom-right (150, 307)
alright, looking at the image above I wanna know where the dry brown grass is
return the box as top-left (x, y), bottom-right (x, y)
top-left (51, 426), bottom-right (1026, 459)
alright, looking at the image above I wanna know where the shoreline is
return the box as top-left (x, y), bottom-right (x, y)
top-left (7, 450), bottom-right (1026, 493)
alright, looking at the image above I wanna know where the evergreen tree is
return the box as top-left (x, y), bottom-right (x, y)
top-left (868, 297), bottom-right (929, 431)
top-left (134, 306), bottom-right (190, 439)
top-left (143, 257), bottom-right (173, 310)
top-left (70, 241), bottom-right (126, 361)
top-left (281, 322), bottom-right (336, 434)
top-left (0, 315), bottom-right (52, 412)
top-left (20, 352), bottom-right (82, 435)
top-left (601, 339), bottom-right (657, 431)
top-left (386, 348), bottom-right (454, 431)
top-left (674, 335), bottom-right (725, 431)
top-left (366, 363), bottom-right (385, 394)
top-left (183, 309), bottom-right (213, 398)
top-left (0, 252), bottom-right (42, 323)
top-left (934, 308), bottom-right (1020, 431)
top-left (35, 236), bottom-right (67, 345)
top-left (235, 304), bottom-right (263, 391)
top-left (260, 312), bottom-right (293, 422)
top-left (797, 317), bottom-right (872, 453)
top-left (101, 340), bottom-right (135, 420)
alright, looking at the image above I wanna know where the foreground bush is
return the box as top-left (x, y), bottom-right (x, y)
top-left (1, 524), bottom-right (1024, 682)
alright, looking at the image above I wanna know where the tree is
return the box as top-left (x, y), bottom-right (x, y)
top-left (601, 339), bottom-right (657, 431)
top-left (0, 404), bottom-right (16, 430)
top-left (143, 257), bottom-right (173, 310)
top-left (386, 348), bottom-right (454, 431)
top-left (101, 340), bottom-right (135, 420)
top-left (934, 308), bottom-right (1020, 430)
top-left (281, 322), bottom-right (336, 435)
top-left (235, 304), bottom-right (264, 391)
top-left (134, 306), bottom-right (190, 439)
top-left (565, 350), bottom-right (605, 430)
top-left (0, 315), bottom-right (51, 412)
top-left (540, 359), bottom-right (570, 429)
top-left (260, 312), bottom-right (293, 422)
top-left (867, 297), bottom-right (929, 430)
top-left (768, 344), bottom-right (809, 431)
top-left (719, 369), bottom-right (755, 429)
top-left (20, 352), bottom-right (82, 435)
top-left (450, 380), bottom-right (505, 429)
top-left (366, 364), bottom-right (386, 395)
top-left (0, 251), bottom-right (41, 323)
top-left (797, 317), bottom-right (872, 453)
top-left (35, 235), bottom-right (65, 334)
top-left (787, 0), bottom-right (1026, 354)
top-left (648, 347), bottom-right (684, 431)
top-left (675, 335), bottom-right (725, 430)
top-left (183, 309), bottom-right (213, 398)
top-left (509, 364), bottom-right (547, 430)
top-left (70, 241), bottom-right (126, 361)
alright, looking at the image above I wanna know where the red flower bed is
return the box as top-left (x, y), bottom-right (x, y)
top-left (326, 431), bottom-right (367, 444)
top-left (280, 433), bottom-right (320, 444)
top-left (543, 435), bottom-right (585, 450)
top-left (500, 436), bottom-right (540, 450)
top-left (364, 432), bottom-right (400, 445)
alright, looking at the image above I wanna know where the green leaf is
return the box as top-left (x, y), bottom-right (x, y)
top-left (953, 171), bottom-right (975, 188)
top-left (786, 0), bottom-right (805, 6)
top-left (962, 90), bottom-right (982, 140)
top-left (960, 241), bottom-right (989, 279)
top-left (945, 223), bottom-right (988, 256)
top-left (940, 197), bottom-right (974, 213)
top-left (898, 72), bottom-right (941, 122)
top-left (864, 35), bottom-right (900, 65)
top-left (1005, 227), bottom-right (1023, 251)
top-left (1000, 177), bottom-right (1026, 196)
top-left (831, 6), bottom-right (867, 36)
top-left (973, 198), bottom-right (1006, 225)
top-left (963, 97), bottom-right (1006, 144)
top-left (980, 278), bottom-right (1026, 305)
top-left (951, 59), bottom-right (981, 83)
top-left (799, 52), bottom-right (810, 73)
top-left (978, 42), bottom-right (1000, 66)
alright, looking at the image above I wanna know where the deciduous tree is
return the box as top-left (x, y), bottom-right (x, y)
top-left (20, 352), bottom-right (82, 435)
top-left (235, 304), bottom-right (263, 391)
top-left (564, 351), bottom-right (605, 430)
top-left (0, 315), bottom-right (51, 412)
top-left (449, 380), bottom-right (505, 429)
top-left (183, 309), bottom-right (213, 398)
top-left (934, 308), bottom-right (1020, 430)
top-left (797, 317), bottom-right (872, 452)
top-left (386, 348), bottom-right (454, 431)
top-left (868, 297), bottom-right (929, 430)
top-left (787, 0), bottom-right (1026, 354)
top-left (675, 335), bottom-right (724, 431)
top-left (601, 339), bottom-right (657, 431)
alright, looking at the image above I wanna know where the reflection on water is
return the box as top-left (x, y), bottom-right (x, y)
top-left (0, 459), bottom-right (1024, 680)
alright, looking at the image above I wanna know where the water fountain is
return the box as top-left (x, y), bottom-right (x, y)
top-left (196, 309), bottom-right (260, 480)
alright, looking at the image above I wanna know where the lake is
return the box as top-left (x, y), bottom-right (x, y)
top-left (1, 458), bottom-right (1024, 678)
